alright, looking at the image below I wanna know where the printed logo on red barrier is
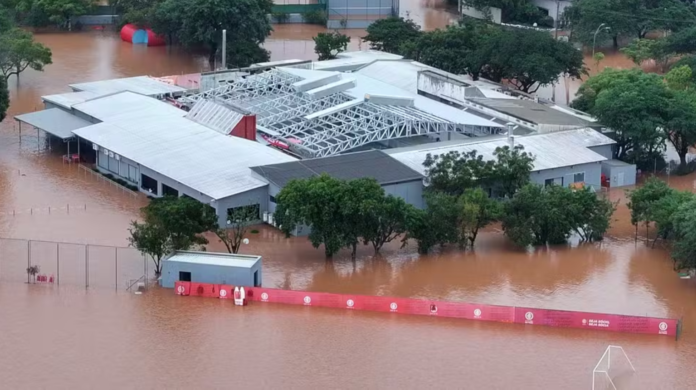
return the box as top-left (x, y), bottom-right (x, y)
top-left (525, 311), bottom-right (534, 324)
top-left (659, 322), bottom-right (668, 334)
top-left (346, 299), bottom-right (355, 308)
top-left (261, 292), bottom-right (269, 302)
top-left (303, 296), bottom-right (312, 305)
top-left (430, 304), bottom-right (438, 314)
top-left (220, 289), bottom-right (227, 298)
top-left (390, 302), bottom-right (398, 312)
top-left (582, 318), bottom-right (587, 325)
top-left (177, 285), bottom-right (185, 295)
top-left (474, 308), bottom-right (482, 319)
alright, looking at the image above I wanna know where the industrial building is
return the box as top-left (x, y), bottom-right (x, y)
top-left (160, 251), bottom-right (262, 288)
top-left (12, 52), bottom-right (637, 229)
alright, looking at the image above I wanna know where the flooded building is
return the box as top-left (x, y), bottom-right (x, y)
top-left (160, 251), bottom-right (262, 288)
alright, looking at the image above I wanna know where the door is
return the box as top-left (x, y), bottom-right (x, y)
top-left (179, 271), bottom-right (191, 282)
top-left (253, 270), bottom-right (259, 287)
top-left (617, 172), bottom-right (625, 187)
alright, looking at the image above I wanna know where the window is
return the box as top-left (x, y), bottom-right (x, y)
top-left (162, 183), bottom-right (179, 197)
top-left (108, 156), bottom-right (119, 174)
top-left (97, 153), bottom-right (108, 169)
top-left (573, 172), bottom-right (585, 183)
top-left (119, 161), bottom-right (129, 179)
top-left (545, 178), bottom-right (555, 187)
top-left (128, 165), bottom-right (138, 182)
top-left (269, 195), bottom-right (277, 204)
top-left (141, 174), bottom-right (158, 194)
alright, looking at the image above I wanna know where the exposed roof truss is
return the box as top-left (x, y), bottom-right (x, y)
top-left (179, 68), bottom-right (503, 158)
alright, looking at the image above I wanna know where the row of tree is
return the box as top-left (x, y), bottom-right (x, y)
top-left (627, 177), bottom-right (696, 271)
top-left (128, 196), bottom-right (258, 274)
top-left (7, 0), bottom-right (94, 29)
top-left (115, 0), bottom-right (274, 68)
top-left (361, 17), bottom-right (585, 93)
top-left (572, 66), bottom-right (696, 171)
top-left (274, 145), bottom-right (615, 257)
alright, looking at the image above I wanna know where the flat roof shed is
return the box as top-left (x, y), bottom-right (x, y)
top-left (160, 251), bottom-right (262, 288)
top-left (69, 76), bottom-right (187, 96)
top-left (14, 108), bottom-right (92, 141)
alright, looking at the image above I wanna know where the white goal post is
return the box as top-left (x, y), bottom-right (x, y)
top-left (592, 345), bottom-right (636, 390)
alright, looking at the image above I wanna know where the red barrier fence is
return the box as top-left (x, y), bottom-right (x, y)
top-left (173, 282), bottom-right (681, 338)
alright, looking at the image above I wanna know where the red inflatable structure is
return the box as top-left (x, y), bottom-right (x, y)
top-left (120, 24), bottom-right (165, 47)
top-left (174, 282), bottom-right (683, 338)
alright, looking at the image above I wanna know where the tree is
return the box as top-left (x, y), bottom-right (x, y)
top-left (26, 265), bottom-right (40, 283)
top-left (156, 0), bottom-right (274, 68)
top-left (670, 198), bottom-right (696, 271)
top-left (362, 195), bottom-right (413, 254)
top-left (575, 69), bottom-right (669, 161)
top-left (128, 220), bottom-right (170, 275)
top-left (626, 177), bottom-right (672, 239)
top-left (492, 145), bottom-right (534, 198)
top-left (18, 0), bottom-right (93, 28)
top-left (362, 16), bottom-right (421, 54)
top-left (0, 28), bottom-right (52, 81)
top-left (0, 78), bottom-right (8, 123)
top-left (651, 190), bottom-right (693, 245)
top-left (214, 204), bottom-right (257, 254)
top-left (225, 40), bottom-right (270, 69)
top-left (423, 150), bottom-right (494, 196)
top-left (463, 0), bottom-right (551, 25)
top-left (564, 0), bottom-right (696, 48)
top-left (458, 188), bottom-right (501, 247)
top-left (275, 174), bottom-right (348, 259)
top-left (128, 196), bottom-right (218, 274)
top-left (313, 31), bottom-right (350, 61)
top-left (621, 38), bottom-right (673, 72)
top-left (340, 178), bottom-right (386, 259)
top-left (480, 27), bottom-right (586, 93)
top-left (663, 66), bottom-right (696, 170)
top-left (566, 187), bottom-right (616, 242)
top-left (403, 192), bottom-right (459, 253)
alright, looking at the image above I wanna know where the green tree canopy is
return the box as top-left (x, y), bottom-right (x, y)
top-left (128, 196), bottom-right (218, 274)
top-left (463, 0), bottom-right (554, 26)
top-left (0, 27), bottom-right (52, 81)
top-left (362, 16), bottom-right (421, 54)
top-left (670, 198), bottom-right (696, 271)
top-left (362, 195), bottom-right (414, 254)
top-left (457, 188), bottom-right (502, 247)
top-left (626, 176), bottom-right (672, 230)
top-left (0, 77), bottom-right (8, 122)
top-left (313, 31), bottom-right (350, 61)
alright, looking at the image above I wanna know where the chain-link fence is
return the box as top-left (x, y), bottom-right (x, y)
top-left (0, 238), bottom-right (155, 290)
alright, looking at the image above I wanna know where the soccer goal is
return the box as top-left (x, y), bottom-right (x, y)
top-left (592, 345), bottom-right (636, 390)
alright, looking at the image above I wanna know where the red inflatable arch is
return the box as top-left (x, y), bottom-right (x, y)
top-left (120, 23), bottom-right (166, 47)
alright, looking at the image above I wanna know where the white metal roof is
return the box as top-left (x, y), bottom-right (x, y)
top-left (336, 50), bottom-right (403, 60)
top-left (184, 99), bottom-right (244, 135)
top-left (69, 76), bottom-right (187, 96)
top-left (42, 91), bottom-right (103, 109)
top-left (14, 108), bottom-right (92, 140)
top-left (72, 94), bottom-right (296, 200)
top-left (165, 251), bottom-right (261, 268)
top-left (356, 60), bottom-right (435, 94)
top-left (388, 129), bottom-right (612, 174)
top-left (72, 91), bottom-right (186, 122)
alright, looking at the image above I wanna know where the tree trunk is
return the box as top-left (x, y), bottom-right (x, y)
top-left (208, 42), bottom-right (218, 70)
top-left (351, 243), bottom-right (357, 260)
top-left (679, 152), bottom-right (687, 168)
top-left (612, 36), bottom-right (618, 49)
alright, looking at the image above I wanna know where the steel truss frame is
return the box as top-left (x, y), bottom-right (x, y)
top-left (179, 68), bottom-right (502, 158)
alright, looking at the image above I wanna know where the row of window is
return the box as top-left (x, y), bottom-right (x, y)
top-left (98, 154), bottom-right (138, 183)
top-left (544, 172), bottom-right (585, 187)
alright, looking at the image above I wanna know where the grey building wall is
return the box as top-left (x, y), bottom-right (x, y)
top-left (588, 144), bottom-right (613, 160)
top-left (383, 180), bottom-right (424, 209)
top-left (160, 259), bottom-right (263, 288)
top-left (215, 186), bottom-right (269, 227)
top-left (530, 162), bottom-right (603, 190)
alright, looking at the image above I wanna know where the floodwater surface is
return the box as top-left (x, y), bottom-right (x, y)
top-left (1, 1), bottom-right (696, 389)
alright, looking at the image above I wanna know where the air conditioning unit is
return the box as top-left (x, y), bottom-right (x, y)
top-left (108, 151), bottom-right (114, 158)
top-left (103, 148), bottom-right (109, 155)
top-left (115, 154), bottom-right (120, 161)
top-left (92, 143), bottom-right (99, 151)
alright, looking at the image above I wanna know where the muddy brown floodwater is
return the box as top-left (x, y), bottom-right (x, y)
top-left (1, 2), bottom-right (696, 389)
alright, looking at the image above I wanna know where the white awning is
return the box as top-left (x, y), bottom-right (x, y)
top-left (14, 108), bottom-right (92, 140)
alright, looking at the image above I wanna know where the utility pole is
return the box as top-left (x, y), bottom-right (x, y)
top-left (221, 29), bottom-right (227, 70)
top-left (554, 0), bottom-right (560, 39)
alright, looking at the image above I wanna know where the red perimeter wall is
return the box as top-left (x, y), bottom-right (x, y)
top-left (174, 282), bottom-right (680, 338)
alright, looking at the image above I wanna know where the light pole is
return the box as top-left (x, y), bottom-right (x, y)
top-left (592, 23), bottom-right (610, 58)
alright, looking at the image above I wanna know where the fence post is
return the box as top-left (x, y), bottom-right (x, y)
top-left (85, 244), bottom-right (89, 289)
top-left (27, 240), bottom-right (31, 284)
top-left (56, 242), bottom-right (60, 285)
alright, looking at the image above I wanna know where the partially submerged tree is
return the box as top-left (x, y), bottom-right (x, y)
top-left (362, 195), bottom-right (413, 254)
top-left (18, 0), bottom-right (93, 28)
top-left (626, 177), bottom-right (672, 239)
top-left (0, 78), bottom-right (8, 122)
top-left (458, 188), bottom-right (502, 247)
top-left (128, 196), bottom-right (218, 274)
top-left (362, 16), bottom-right (421, 54)
top-left (0, 27), bottom-right (52, 81)
top-left (313, 31), bottom-right (350, 61)
top-left (215, 204), bottom-right (258, 254)
top-left (403, 192), bottom-right (459, 254)
top-left (26, 265), bottom-right (40, 283)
